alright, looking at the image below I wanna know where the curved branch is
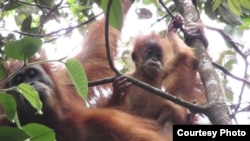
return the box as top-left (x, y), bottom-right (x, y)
top-left (104, 0), bottom-right (120, 76)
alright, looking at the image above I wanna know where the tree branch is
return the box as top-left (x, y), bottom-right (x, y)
top-left (104, 0), bottom-right (120, 76)
top-left (126, 76), bottom-right (207, 113)
top-left (212, 62), bottom-right (250, 85)
top-left (206, 26), bottom-right (246, 59)
top-left (0, 13), bottom-right (102, 40)
top-left (173, 0), bottom-right (231, 124)
top-left (206, 26), bottom-right (249, 115)
top-left (88, 77), bottom-right (115, 87)
top-left (0, 57), bottom-right (67, 87)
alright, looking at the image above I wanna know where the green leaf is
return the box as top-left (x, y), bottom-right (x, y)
top-left (34, 0), bottom-right (54, 8)
top-left (143, 0), bottom-right (157, 5)
top-left (0, 93), bottom-right (16, 121)
top-left (29, 27), bottom-right (40, 34)
top-left (101, 0), bottom-right (123, 30)
top-left (205, 1), bottom-right (219, 20)
top-left (212, 0), bottom-right (222, 11)
top-left (241, 18), bottom-right (250, 29)
top-left (224, 58), bottom-right (237, 71)
top-left (228, 0), bottom-right (242, 15)
top-left (65, 59), bottom-right (88, 103)
top-left (225, 87), bottom-right (233, 102)
top-left (23, 123), bottom-right (55, 141)
top-left (218, 3), bottom-right (243, 25)
top-left (21, 15), bottom-right (32, 32)
top-left (0, 126), bottom-right (29, 141)
top-left (4, 37), bottom-right (42, 60)
top-left (3, 1), bottom-right (21, 11)
top-left (0, 62), bottom-right (6, 78)
top-left (16, 83), bottom-right (43, 114)
top-left (240, 0), bottom-right (250, 10)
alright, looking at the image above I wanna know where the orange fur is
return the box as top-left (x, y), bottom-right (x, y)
top-left (1, 1), bottom-right (166, 140)
top-left (163, 29), bottom-right (207, 105)
top-left (75, 0), bottom-right (135, 107)
top-left (108, 16), bottom-right (208, 140)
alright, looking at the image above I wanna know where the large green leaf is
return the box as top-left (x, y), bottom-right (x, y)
top-left (228, 0), bottom-right (242, 15)
top-left (16, 83), bottom-right (43, 114)
top-left (101, 0), bottom-right (123, 30)
top-left (0, 126), bottom-right (29, 141)
top-left (240, 0), bottom-right (250, 10)
top-left (0, 93), bottom-right (16, 121)
top-left (65, 59), bottom-right (88, 102)
top-left (218, 3), bottom-right (243, 25)
top-left (4, 37), bottom-right (42, 60)
top-left (23, 123), bottom-right (55, 141)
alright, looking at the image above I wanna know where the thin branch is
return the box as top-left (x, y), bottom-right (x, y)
top-left (206, 26), bottom-right (249, 115)
top-left (88, 77), bottom-right (115, 87)
top-left (0, 57), bottom-right (67, 87)
top-left (212, 62), bottom-right (250, 85)
top-left (150, 6), bottom-right (176, 27)
top-left (234, 61), bottom-right (249, 113)
top-left (0, 13), bottom-right (102, 38)
top-left (158, 0), bottom-right (186, 34)
top-left (206, 25), bottom-right (246, 59)
top-left (158, 0), bottom-right (174, 18)
top-left (230, 104), bottom-right (250, 118)
top-left (18, 0), bottom-right (52, 10)
top-left (126, 76), bottom-right (207, 113)
top-left (104, 0), bottom-right (120, 76)
top-left (39, 0), bottom-right (63, 28)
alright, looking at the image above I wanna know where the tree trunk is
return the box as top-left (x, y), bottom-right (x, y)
top-left (173, 0), bottom-right (231, 124)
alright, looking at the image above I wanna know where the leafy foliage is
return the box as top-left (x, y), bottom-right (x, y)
top-left (23, 123), bottom-right (55, 141)
top-left (16, 83), bottom-right (43, 114)
top-left (65, 59), bottom-right (88, 105)
top-left (0, 126), bottom-right (29, 141)
top-left (4, 37), bottom-right (42, 60)
top-left (101, 0), bottom-right (123, 30)
top-left (0, 93), bottom-right (16, 121)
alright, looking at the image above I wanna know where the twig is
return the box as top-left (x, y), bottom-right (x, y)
top-left (88, 77), bottom-right (115, 87)
top-left (0, 13), bottom-right (102, 38)
top-left (104, 0), bottom-right (120, 76)
top-left (18, 0), bottom-right (52, 10)
top-left (40, 0), bottom-right (63, 28)
top-left (230, 104), bottom-right (250, 118)
top-left (212, 62), bottom-right (250, 85)
top-left (206, 25), bottom-right (246, 59)
top-left (126, 76), bottom-right (207, 113)
top-left (158, 0), bottom-right (186, 34)
top-left (0, 57), bottom-right (67, 86)
top-left (234, 61), bottom-right (249, 114)
top-left (206, 26), bottom-right (249, 115)
top-left (158, 0), bottom-right (174, 18)
top-left (150, 6), bottom-right (176, 27)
